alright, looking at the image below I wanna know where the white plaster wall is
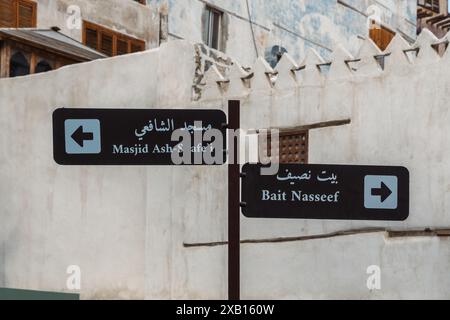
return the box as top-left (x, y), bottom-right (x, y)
top-left (242, 232), bottom-right (450, 300)
top-left (201, 35), bottom-right (450, 243)
top-left (0, 49), bottom-right (159, 298)
top-left (0, 40), bottom-right (229, 299)
top-left (1, 38), bottom-right (450, 299)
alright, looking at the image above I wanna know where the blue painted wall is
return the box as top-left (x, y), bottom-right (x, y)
top-left (149, 0), bottom-right (417, 65)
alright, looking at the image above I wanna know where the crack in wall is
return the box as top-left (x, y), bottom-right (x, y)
top-left (183, 228), bottom-right (450, 248)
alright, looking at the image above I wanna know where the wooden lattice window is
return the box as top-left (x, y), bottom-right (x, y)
top-left (0, 0), bottom-right (37, 28)
top-left (260, 130), bottom-right (309, 164)
top-left (82, 21), bottom-right (146, 57)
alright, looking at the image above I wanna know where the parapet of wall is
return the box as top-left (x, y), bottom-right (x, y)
top-left (199, 28), bottom-right (442, 103)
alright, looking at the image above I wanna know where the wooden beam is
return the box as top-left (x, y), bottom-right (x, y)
top-left (276, 119), bottom-right (351, 133)
top-left (429, 15), bottom-right (450, 26)
top-left (436, 17), bottom-right (450, 28)
top-left (0, 41), bottom-right (11, 78)
top-left (29, 51), bottom-right (36, 74)
top-left (425, 14), bottom-right (446, 24)
top-left (418, 12), bottom-right (433, 19)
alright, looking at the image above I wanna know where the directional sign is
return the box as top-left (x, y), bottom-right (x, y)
top-left (364, 175), bottom-right (398, 209)
top-left (53, 108), bottom-right (227, 165)
top-left (241, 164), bottom-right (409, 221)
top-left (64, 119), bottom-right (101, 154)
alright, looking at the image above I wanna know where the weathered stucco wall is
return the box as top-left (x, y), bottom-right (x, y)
top-left (1, 32), bottom-right (450, 299)
top-left (154, 0), bottom-right (416, 65)
top-left (36, 0), bottom-right (160, 49)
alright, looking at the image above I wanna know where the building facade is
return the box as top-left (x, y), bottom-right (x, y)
top-left (0, 0), bottom-right (160, 78)
top-left (0, 0), bottom-right (161, 56)
top-left (2, 1), bottom-right (418, 67)
top-left (152, 0), bottom-right (417, 65)
top-left (0, 28), bottom-right (106, 78)
top-left (417, 0), bottom-right (450, 38)
top-left (36, 0), bottom-right (161, 55)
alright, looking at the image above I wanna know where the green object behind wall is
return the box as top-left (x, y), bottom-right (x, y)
top-left (0, 288), bottom-right (79, 300)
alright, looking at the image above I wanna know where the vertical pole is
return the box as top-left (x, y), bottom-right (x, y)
top-left (0, 41), bottom-right (11, 78)
top-left (228, 100), bottom-right (240, 300)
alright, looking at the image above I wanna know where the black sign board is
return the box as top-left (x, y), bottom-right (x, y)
top-left (53, 108), bottom-right (227, 165)
top-left (241, 163), bottom-right (409, 221)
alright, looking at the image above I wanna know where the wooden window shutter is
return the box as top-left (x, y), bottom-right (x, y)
top-left (0, 0), bottom-right (36, 28)
top-left (82, 20), bottom-right (145, 56)
top-left (130, 40), bottom-right (145, 53)
top-left (116, 38), bottom-right (129, 56)
top-left (100, 31), bottom-right (113, 56)
top-left (85, 26), bottom-right (98, 50)
top-left (422, 0), bottom-right (440, 13)
top-left (0, 0), bottom-right (17, 28)
top-left (17, 0), bottom-right (37, 28)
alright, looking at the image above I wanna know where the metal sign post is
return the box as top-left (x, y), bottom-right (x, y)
top-left (228, 100), bottom-right (240, 300)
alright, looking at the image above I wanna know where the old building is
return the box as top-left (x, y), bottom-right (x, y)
top-left (417, 0), bottom-right (449, 37)
top-left (153, 0), bottom-right (417, 65)
top-left (33, 0), bottom-right (160, 55)
top-left (2, 1), bottom-right (418, 68)
top-left (0, 28), bottom-right (106, 78)
top-left (0, 0), bottom-right (160, 78)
